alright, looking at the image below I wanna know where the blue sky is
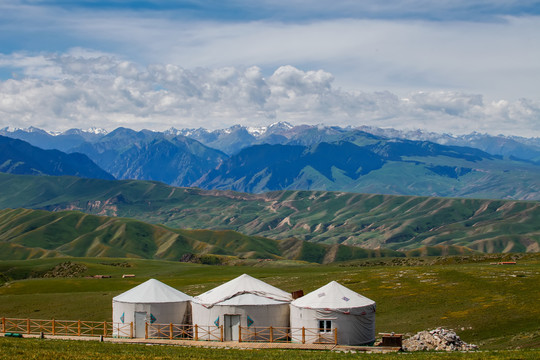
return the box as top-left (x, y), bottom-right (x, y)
top-left (1, 0), bottom-right (539, 135)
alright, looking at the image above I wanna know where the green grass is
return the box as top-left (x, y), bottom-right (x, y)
top-left (1, 256), bottom-right (540, 350)
top-left (0, 337), bottom-right (539, 359)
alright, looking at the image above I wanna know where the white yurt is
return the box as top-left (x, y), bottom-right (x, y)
top-left (290, 281), bottom-right (376, 345)
top-left (112, 278), bottom-right (192, 338)
top-left (192, 274), bottom-right (292, 341)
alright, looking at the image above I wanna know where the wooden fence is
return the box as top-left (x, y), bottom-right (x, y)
top-left (146, 323), bottom-right (337, 344)
top-left (1, 317), bottom-right (132, 338)
top-left (1, 317), bottom-right (337, 344)
top-left (240, 326), bottom-right (337, 344)
top-left (146, 323), bottom-right (223, 341)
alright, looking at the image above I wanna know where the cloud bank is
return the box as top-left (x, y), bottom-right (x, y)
top-left (2, 2), bottom-right (540, 101)
top-left (1, 52), bottom-right (539, 136)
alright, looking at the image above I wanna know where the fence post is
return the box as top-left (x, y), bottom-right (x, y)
top-left (103, 321), bottom-right (107, 336)
top-left (145, 322), bottom-right (148, 339)
top-left (239, 325), bottom-right (242, 342)
top-left (1, 317), bottom-right (4, 333)
top-left (220, 325), bottom-right (223, 342)
top-left (130, 322), bottom-right (133, 339)
top-left (52, 319), bottom-right (56, 336)
top-left (194, 324), bottom-right (198, 341)
top-left (26, 318), bottom-right (30, 334)
top-left (270, 326), bottom-right (273, 343)
top-left (78, 320), bottom-right (81, 336)
top-left (170, 323), bottom-right (173, 340)
top-left (302, 327), bottom-right (305, 344)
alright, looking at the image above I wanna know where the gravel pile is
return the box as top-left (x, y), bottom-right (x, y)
top-left (43, 261), bottom-right (88, 278)
top-left (402, 328), bottom-right (478, 352)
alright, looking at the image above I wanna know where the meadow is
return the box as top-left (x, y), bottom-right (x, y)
top-left (1, 337), bottom-right (540, 360)
top-left (1, 255), bottom-right (539, 354)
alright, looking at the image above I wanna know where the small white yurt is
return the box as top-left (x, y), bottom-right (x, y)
top-left (290, 281), bottom-right (376, 345)
top-left (112, 279), bottom-right (192, 338)
top-left (192, 274), bottom-right (292, 341)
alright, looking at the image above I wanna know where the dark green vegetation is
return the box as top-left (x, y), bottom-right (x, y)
top-left (1, 337), bottom-right (539, 360)
top-left (0, 173), bottom-right (538, 253)
top-left (0, 208), bottom-right (398, 262)
top-left (1, 256), bottom-right (540, 351)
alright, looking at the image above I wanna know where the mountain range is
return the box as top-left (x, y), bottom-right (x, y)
top-left (0, 173), bottom-right (538, 254)
top-left (1, 123), bottom-right (540, 200)
top-left (6, 122), bottom-right (540, 160)
top-left (0, 135), bottom-right (113, 180)
top-left (69, 127), bottom-right (227, 186)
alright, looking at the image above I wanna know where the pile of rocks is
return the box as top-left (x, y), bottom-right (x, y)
top-left (402, 328), bottom-right (478, 352)
top-left (43, 261), bottom-right (88, 278)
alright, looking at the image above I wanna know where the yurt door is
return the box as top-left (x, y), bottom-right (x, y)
top-left (134, 312), bottom-right (147, 338)
top-left (224, 315), bottom-right (240, 341)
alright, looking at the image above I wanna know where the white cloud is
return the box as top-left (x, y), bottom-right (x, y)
top-left (1, 52), bottom-right (539, 136)
top-left (2, 1), bottom-right (540, 101)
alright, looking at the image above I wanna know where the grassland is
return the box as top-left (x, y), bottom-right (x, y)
top-left (1, 337), bottom-right (539, 360)
top-left (1, 255), bottom-right (539, 351)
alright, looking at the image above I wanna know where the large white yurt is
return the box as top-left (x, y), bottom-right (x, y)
top-left (290, 281), bottom-right (376, 345)
top-left (192, 274), bottom-right (292, 341)
top-left (112, 278), bottom-right (192, 338)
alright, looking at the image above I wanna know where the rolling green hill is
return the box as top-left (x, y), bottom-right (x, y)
top-left (0, 208), bottom-right (401, 263)
top-left (0, 173), bottom-right (538, 254)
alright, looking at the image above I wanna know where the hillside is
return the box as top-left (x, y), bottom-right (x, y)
top-left (194, 138), bottom-right (540, 199)
top-left (0, 135), bottom-right (113, 180)
top-left (0, 208), bottom-right (400, 263)
top-left (0, 173), bottom-right (538, 254)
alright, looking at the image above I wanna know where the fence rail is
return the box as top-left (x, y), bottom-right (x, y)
top-left (1, 317), bottom-right (130, 338)
top-left (1, 317), bottom-right (337, 344)
top-left (193, 324), bottom-right (223, 341)
top-left (240, 326), bottom-right (337, 344)
top-left (146, 323), bottom-right (197, 340)
top-left (239, 326), bottom-right (290, 343)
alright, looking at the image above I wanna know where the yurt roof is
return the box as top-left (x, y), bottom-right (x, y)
top-left (291, 281), bottom-right (375, 309)
top-left (113, 278), bottom-right (192, 304)
top-left (194, 274), bottom-right (292, 307)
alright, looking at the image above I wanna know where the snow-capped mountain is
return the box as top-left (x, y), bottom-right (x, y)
top-left (1, 122), bottom-right (540, 199)
top-left (356, 126), bottom-right (540, 162)
top-left (3, 122), bottom-right (540, 161)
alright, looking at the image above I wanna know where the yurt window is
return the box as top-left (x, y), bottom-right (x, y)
top-left (318, 320), bottom-right (332, 332)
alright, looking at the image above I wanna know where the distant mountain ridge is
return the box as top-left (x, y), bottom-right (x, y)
top-left (2, 123), bottom-right (540, 200)
top-left (195, 136), bottom-right (540, 199)
top-left (0, 135), bottom-right (113, 180)
top-left (3, 122), bottom-right (539, 160)
top-left (69, 127), bottom-right (228, 186)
